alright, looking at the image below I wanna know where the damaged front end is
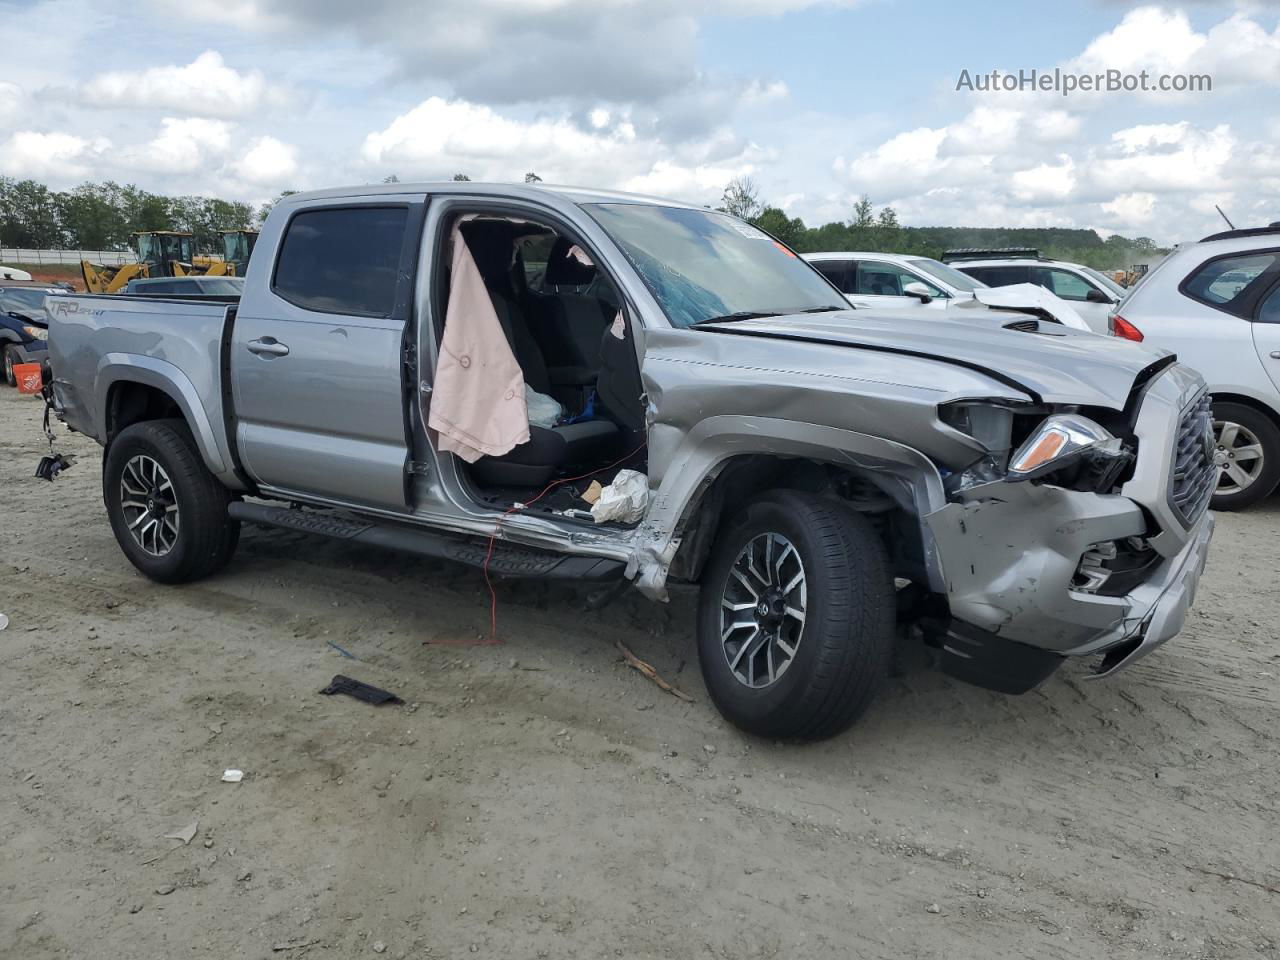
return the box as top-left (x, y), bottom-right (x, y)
top-left (921, 363), bottom-right (1216, 693)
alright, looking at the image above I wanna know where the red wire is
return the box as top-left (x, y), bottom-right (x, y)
top-left (482, 442), bottom-right (647, 638)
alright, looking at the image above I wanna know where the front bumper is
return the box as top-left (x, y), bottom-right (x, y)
top-left (923, 365), bottom-right (1215, 683)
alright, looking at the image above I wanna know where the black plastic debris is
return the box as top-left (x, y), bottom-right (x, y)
top-left (35, 452), bottom-right (75, 481)
top-left (319, 674), bottom-right (404, 706)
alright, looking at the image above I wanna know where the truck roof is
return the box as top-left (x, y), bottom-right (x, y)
top-left (281, 181), bottom-right (706, 211)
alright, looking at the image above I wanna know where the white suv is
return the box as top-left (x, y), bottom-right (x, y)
top-left (1111, 224), bottom-right (1280, 509)
top-left (945, 249), bottom-right (1125, 333)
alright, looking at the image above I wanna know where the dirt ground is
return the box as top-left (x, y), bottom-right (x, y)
top-left (2, 386), bottom-right (1278, 960)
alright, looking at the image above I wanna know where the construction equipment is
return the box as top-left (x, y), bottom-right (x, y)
top-left (192, 230), bottom-right (258, 277)
top-left (81, 232), bottom-right (196, 294)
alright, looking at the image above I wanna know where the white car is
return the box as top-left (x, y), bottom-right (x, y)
top-left (943, 249), bottom-right (1125, 334)
top-left (803, 251), bottom-right (1091, 330)
top-left (1110, 223), bottom-right (1280, 509)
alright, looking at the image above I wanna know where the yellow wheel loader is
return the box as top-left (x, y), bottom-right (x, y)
top-left (81, 231), bottom-right (196, 294)
top-left (191, 229), bottom-right (258, 277)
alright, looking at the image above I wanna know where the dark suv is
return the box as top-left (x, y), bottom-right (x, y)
top-left (0, 282), bottom-right (60, 386)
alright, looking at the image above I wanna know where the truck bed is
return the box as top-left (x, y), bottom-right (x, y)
top-left (45, 293), bottom-right (241, 485)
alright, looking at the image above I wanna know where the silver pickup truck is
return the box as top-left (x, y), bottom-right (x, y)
top-left (45, 182), bottom-right (1215, 740)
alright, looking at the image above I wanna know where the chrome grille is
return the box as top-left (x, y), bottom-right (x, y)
top-left (1168, 392), bottom-right (1216, 525)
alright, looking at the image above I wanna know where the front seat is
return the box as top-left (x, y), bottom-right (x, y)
top-left (457, 221), bottom-right (619, 487)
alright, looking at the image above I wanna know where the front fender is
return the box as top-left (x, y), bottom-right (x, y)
top-left (633, 415), bottom-right (949, 597)
top-left (95, 353), bottom-right (233, 480)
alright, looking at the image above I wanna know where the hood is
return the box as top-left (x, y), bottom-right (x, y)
top-left (697, 310), bottom-right (1172, 409)
top-left (962, 283), bottom-right (1090, 330)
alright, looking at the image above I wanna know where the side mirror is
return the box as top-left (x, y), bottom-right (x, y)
top-left (1085, 288), bottom-right (1111, 304)
top-left (902, 281), bottom-right (933, 304)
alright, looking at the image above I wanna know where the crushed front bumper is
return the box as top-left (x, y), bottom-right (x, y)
top-left (923, 365), bottom-right (1217, 689)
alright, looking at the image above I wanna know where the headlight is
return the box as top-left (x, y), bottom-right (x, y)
top-left (22, 325), bottom-right (48, 341)
top-left (1008, 414), bottom-right (1118, 480)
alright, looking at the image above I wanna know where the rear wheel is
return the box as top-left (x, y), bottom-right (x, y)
top-left (2, 345), bottom-right (16, 386)
top-left (1210, 401), bottom-right (1280, 511)
top-left (696, 491), bottom-right (894, 740)
top-left (103, 419), bottom-right (240, 583)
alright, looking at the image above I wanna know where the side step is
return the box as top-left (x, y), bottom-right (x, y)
top-left (228, 502), bottom-right (626, 582)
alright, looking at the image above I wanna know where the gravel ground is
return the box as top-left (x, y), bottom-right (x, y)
top-left (2, 385), bottom-right (1278, 959)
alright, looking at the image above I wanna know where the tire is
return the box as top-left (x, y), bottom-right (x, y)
top-left (1210, 401), bottom-right (1280, 511)
top-left (103, 419), bottom-right (240, 583)
top-left (696, 490), bottom-right (894, 740)
top-left (2, 345), bottom-right (15, 387)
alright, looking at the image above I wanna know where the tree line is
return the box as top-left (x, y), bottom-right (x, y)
top-left (0, 177), bottom-right (261, 253)
top-left (2, 173), bottom-right (1167, 271)
top-left (720, 176), bottom-right (1168, 271)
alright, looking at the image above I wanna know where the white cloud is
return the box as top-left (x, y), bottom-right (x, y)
top-left (1101, 192), bottom-right (1157, 225)
top-left (361, 96), bottom-right (755, 202)
top-left (1067, 6), bottom-right (1280, 100)
top-left (1092, 123), bottom-right (1235, 193)
top-left (1010, 155), bottom-right (1076, 202)
top-left (83, 51), bottom-right (276, 118)
top-left (234, 136), bottom-right (299, 186)
top-left (119, 117), bottom-right (234, 173)
top-left (175, 0), bottom-right (850, 106)
top-left (0, 131), bottom-right (110, 179)
top-left (0, 81), bottom-right (21, 125)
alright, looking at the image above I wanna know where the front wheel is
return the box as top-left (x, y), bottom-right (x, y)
top-left (1210, 401), bottom-right (1280, 511)
top-left (2, 345), bottom-right (16, 387)
top-left (103, 419), bottom-right (240, 583)
top-left (696, 491), bottom-right (894, 740)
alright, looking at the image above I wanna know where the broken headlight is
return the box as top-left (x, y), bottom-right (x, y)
top-left (1008, 414), bottom-right (1132, 490)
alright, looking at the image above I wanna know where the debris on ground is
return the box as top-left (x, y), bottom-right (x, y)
top-left (221, 769), bottom-right (244, 783)
top-left (319, 675), bottom-right (404, 706)
top-left (273, 939), bottom-right (319, 952)
top-left (0, 613), bottom-right (8, 630)
top-left (162, 821), bottom-right (199, 845)
top-left (615, 641), bottom-right (694, 702)
top-left (154, 884), bottom-right (176, 896)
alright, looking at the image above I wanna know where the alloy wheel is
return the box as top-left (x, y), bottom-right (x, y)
top-left (120, 454), bottom-right (180, 557)
top-left (719, 532), bottom-right (807, 688)
top-left (1213, 419), bottom-right (1265, 496)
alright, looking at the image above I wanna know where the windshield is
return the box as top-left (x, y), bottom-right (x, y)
top-left (0, 288), bottom-right (54, 317)
top-left (907, 258), bottom-right (986, 292)
top-left (583, 203), bottom-right (846, 327)
top-left (1081, 265), bottom-right (1126, 299)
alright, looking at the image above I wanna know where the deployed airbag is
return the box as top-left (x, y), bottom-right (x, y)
top-left (429, 224), bottom-right (530, 462)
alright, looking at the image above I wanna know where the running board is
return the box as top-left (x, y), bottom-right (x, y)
top-left (228, 502), bottom-right (626, 582)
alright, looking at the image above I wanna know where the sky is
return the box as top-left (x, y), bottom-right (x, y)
top-left (1, 0), bottom-right (1277, 244)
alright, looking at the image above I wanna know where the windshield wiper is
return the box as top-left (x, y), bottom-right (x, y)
top-left (798, 305), bottom-right (845, 314)
top-left (693, 310), bottom-right (783, 325)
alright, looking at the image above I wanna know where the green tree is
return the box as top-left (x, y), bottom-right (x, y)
top-left (452, 173), bottom-right (472, 181)
top-left (524, 171), bottom-right (542, 183)
top-left (720, 176), bottom-right (762, 221)
top-left (851, 195), bottom-right (875, 228)
top-left (752, 206), bottom-right (805, 248)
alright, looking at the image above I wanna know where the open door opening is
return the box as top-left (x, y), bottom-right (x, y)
top-left (430, 213), bottom-right (648, 520)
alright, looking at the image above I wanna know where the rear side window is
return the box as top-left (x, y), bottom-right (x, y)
top-left (964, 265), bottom-right (1028, 287)
top-left (1030, 266), bottom-right (1096, 302)
top-left (1258, 284), bottom-right (1280, 324)
top-left (273, 206), bottom-right (408, 317)
top-left (1182, 250), bottom-right (1279, 316)
top-left (855, 261), bottom-right (942, 297)
top-left (811, 259), bottom-right (853, 294)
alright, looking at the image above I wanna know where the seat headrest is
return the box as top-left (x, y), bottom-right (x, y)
top-left (543, 237), bottom-right (597, 286)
